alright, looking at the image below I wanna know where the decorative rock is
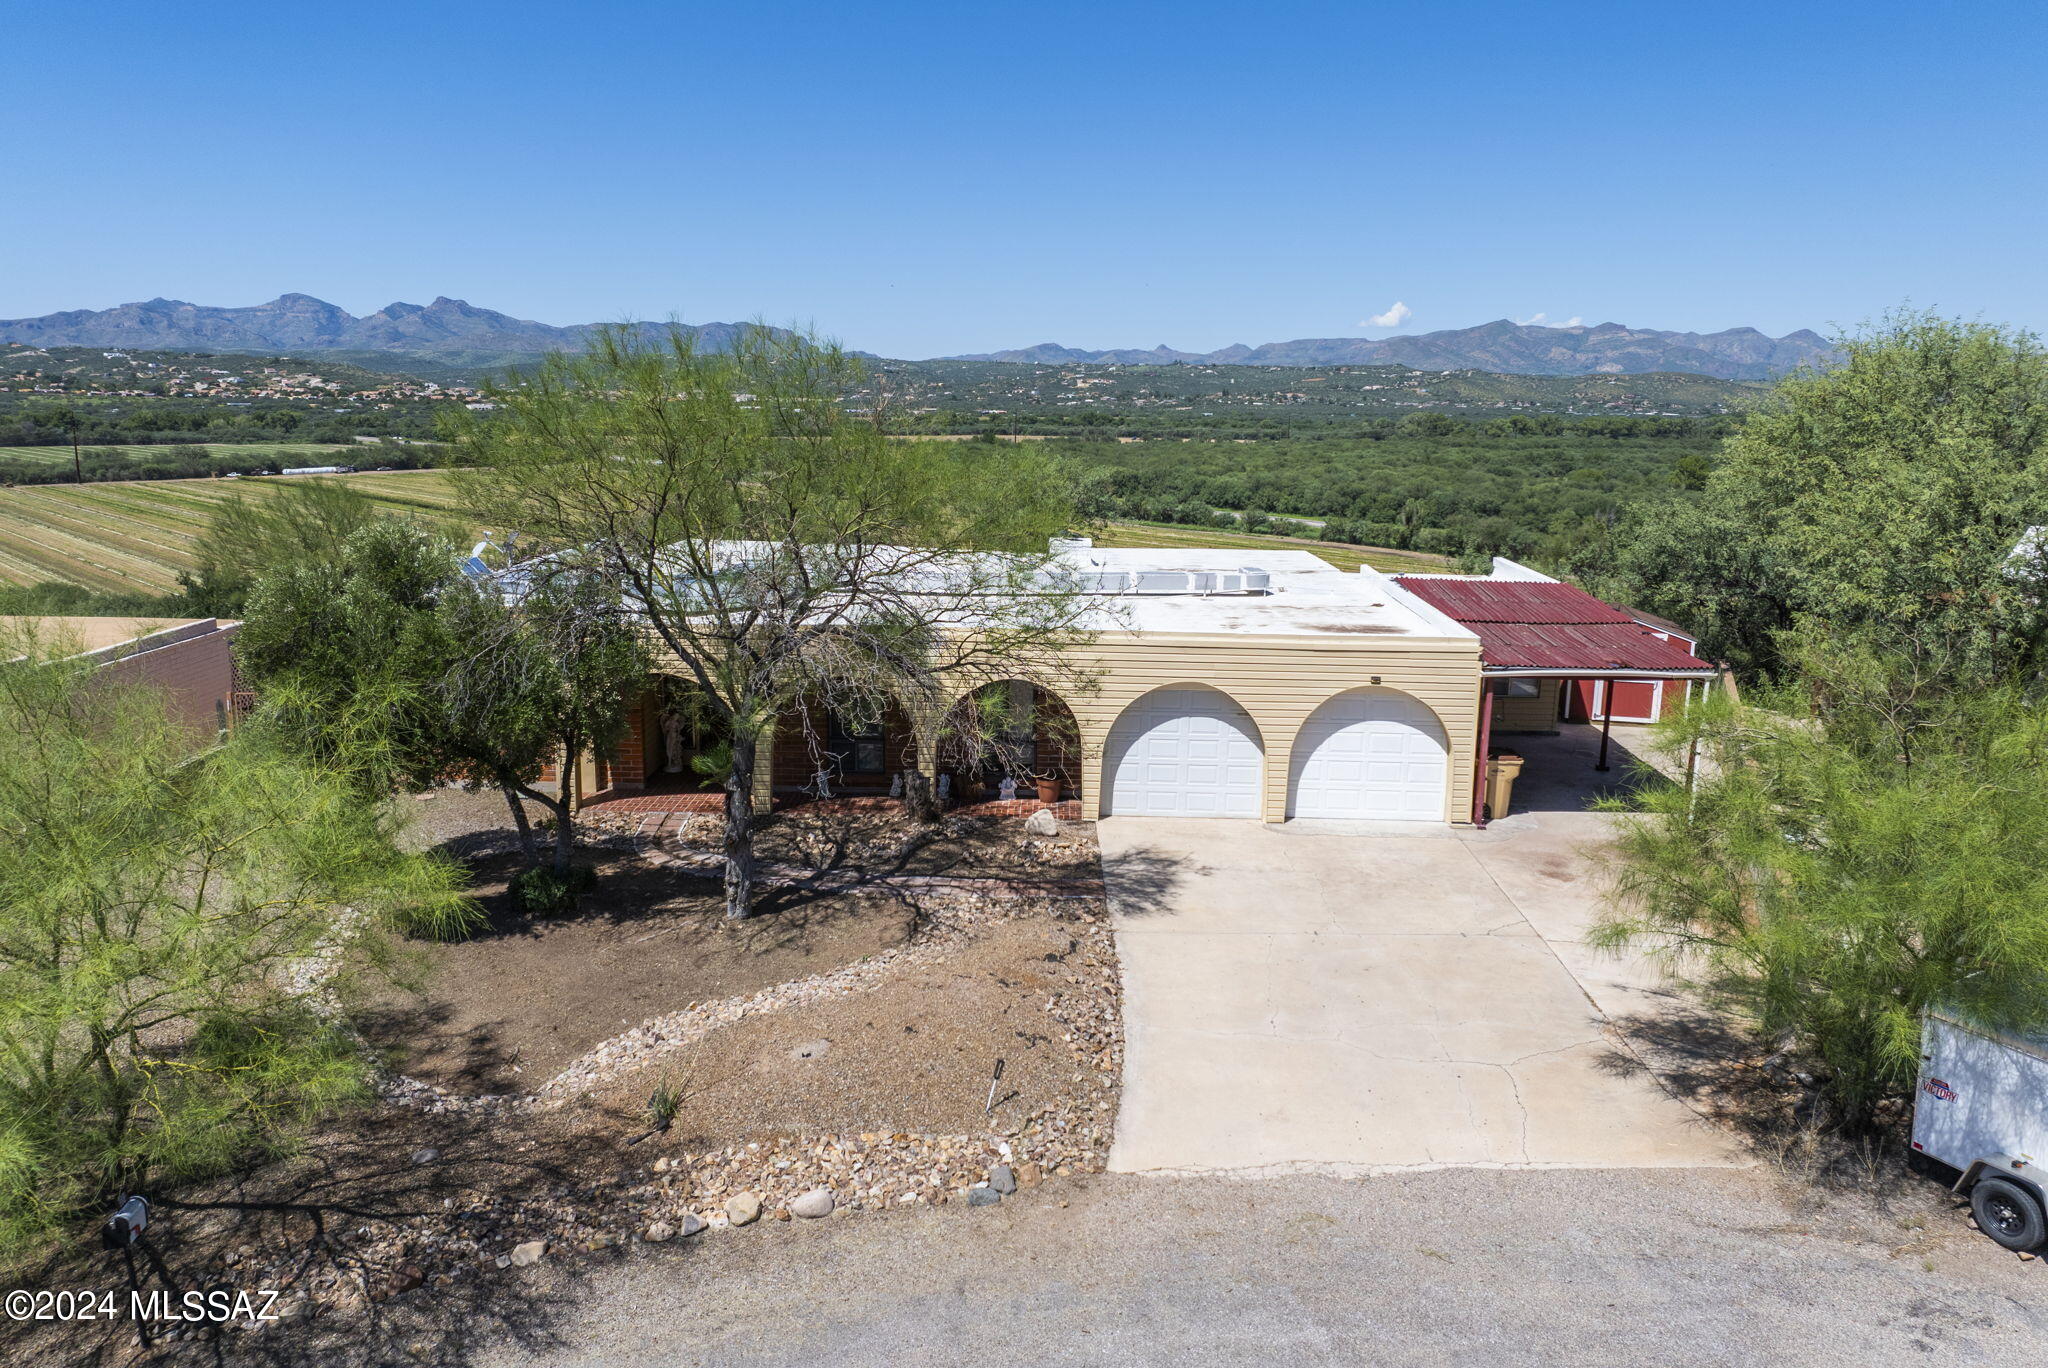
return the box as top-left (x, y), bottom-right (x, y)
top-left (1016, 1162), bottom-right (1043, 1188)
top-left (679, 1211), bottom-right (707, 1236)
top-left (509, 1240), bottom-right (547, 1267)
top-left (410, 1147), bottom-right (441, 1166)
top-left (644, 1221), bottom-right (676, 1243)
top-left (725, 1192), bottom-right (762, 1226)
top-left (989, 1164), bottom-right (1017, 1195)
top-left (790, 1188), bottom-right (836, 1219)
top-left (1024, 808), bottom-right (1058, 837)
top-left (967, 1184), bottom-right (1002, 1208)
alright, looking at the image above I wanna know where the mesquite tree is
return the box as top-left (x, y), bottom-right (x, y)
top-left (236, 520), bottom-right (647, 879)
top-left (430, 573), bottom-right (650, 876)
top-left (453, 324), bottom-right (1099, 918)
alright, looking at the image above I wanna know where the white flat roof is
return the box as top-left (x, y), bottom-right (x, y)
top-left (1058, 548), bottom-right (1477, 641)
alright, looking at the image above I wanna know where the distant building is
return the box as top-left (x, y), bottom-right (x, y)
top-left (4, 617), bottom-right (244, 738)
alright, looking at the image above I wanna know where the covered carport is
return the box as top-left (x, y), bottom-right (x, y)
top-left (1392, 575), bottom-right (1720, 822)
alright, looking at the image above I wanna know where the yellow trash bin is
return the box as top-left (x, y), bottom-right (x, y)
top-left (1485, 752), bottom-right (1525, 820)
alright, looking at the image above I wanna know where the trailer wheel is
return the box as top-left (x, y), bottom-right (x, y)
top-left (1971, 1178), bottom-right (2047, 1252)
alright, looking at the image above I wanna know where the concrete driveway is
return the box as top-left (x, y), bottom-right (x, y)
top-left (1102, 728), bottom-right (1743, 1173)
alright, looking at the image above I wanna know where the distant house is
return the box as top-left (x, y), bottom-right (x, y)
top-left (4, 617), bottom-right (244, 738)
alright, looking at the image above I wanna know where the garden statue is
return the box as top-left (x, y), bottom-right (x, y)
top-left (660, 709), bottom-right (686, 773)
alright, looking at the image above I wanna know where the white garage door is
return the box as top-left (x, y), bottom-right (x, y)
top-left (1106, 688), bottom-right (1262, 817)
top-left (1290, 690), bottom-right (1447, 822)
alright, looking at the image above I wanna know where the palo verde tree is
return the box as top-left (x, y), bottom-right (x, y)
top-left (452, 324), bottom-right (1099, 918)
top-left (1592, 677), bottom-right (2048, 1130)
top-left (0, 625), bottom-right (473, 1262)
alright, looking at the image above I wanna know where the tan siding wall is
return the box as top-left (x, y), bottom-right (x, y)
top-left (660, 628), bottom-right (1485, 825)
top-left (1490, 677), bottom-right (1562, 733)
top-left (1057, 631), bottom-right (1484, 825)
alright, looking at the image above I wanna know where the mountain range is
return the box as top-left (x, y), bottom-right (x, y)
top-left (0, 294), bottom-right (758, 363)
top-left (0, 295), bottom-right (1834, 379)
top-left (945, 320), bottom-right (1835, 380)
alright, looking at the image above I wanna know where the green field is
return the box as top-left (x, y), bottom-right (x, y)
top-left (0, 442), bottom-right (364, 469)
top-left (0, 475), bottom-right (1447, 594)
top-left (0, 470), bottom-right (468, 594)
top-left (1096, 520), bottom-right (1450, 574)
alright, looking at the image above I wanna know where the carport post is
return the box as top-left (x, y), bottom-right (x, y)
top-left (1472, 677), bottom-right (1494, 826)
top-left (1595, 696), bottom-right (1614, 773)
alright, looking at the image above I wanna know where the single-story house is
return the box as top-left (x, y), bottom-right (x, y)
top-left (578, 544), bottom-right (1713, 829)
top-left (3, 616), bottom-right (244, 738)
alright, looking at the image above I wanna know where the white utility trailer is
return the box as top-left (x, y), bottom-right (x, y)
top-left (1912, 1012), bottom-right (2048, 1252)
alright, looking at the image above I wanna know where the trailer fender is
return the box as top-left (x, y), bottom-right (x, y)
top-left (1953, 1155), bottom-right (2045, 1206)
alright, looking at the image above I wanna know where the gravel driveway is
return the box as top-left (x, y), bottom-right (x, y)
top-left (473, 1168), bottom-right (2048, 1367)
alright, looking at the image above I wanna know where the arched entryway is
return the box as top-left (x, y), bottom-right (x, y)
top-left (1287, 686), bottom-right (1448, 822)
top-left (937, 680), bottom-right (1083, 805)
top-left (1103, 684), bottom-right (1263, 818)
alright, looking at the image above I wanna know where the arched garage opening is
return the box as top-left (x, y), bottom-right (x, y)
top-left (1103, 684), bottom-right (1263, 818)
top-left (1287, 687), bottom-right (1448, 822)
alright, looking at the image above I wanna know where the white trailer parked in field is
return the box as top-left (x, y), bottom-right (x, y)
top-left (1912, 1012), bottom-right (2048, 1252)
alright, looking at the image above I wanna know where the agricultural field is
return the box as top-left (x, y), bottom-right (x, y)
top-left (0, 473), bottom-right (1446, 595)
top-left (0, 442), bottom-right (361, 469)
top-left (0, 470), bottom-right (467, 594)
top-left (1096, 519), bottom-right (1451, 574)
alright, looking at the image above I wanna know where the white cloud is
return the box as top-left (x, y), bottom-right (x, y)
top-left (1361, 301), bottom-right (1412, 329)
top-left (1515, 312), bottom-right (1584, 328)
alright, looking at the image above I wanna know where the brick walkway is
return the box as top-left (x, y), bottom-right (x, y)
top-left (582, 789), bottom-right (1083, 823)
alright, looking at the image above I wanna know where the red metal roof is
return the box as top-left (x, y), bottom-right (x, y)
top-left (1396, 577), bottom-right (1712, 672)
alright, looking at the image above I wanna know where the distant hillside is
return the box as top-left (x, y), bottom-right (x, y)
top-left (0, 294), bottom-right (761, 363)
top-left (946, 319), bottom-right (1836, 380)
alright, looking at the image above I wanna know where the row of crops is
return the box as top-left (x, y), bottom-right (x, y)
top-left (0, 467), bottom-right (1451, 594)
top-left (0, 442), bottom-right (363, 468)
top-left (0, 470), bottom-right (468, 593)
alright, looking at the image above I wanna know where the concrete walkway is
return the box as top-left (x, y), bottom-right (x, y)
top-left (1101, 724), bottom-right (1743, 1173)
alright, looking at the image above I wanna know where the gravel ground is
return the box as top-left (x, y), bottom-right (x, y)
top-left (471, 1168), bottom-right (2048, 1368)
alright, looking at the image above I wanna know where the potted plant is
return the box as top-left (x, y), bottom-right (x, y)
top-left (1034, 772), bottom-right (1062, 804)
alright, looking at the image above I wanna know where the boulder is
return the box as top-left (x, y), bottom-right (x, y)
top-left (508, 1240), bottom-right (547, 1267)
top-left (790, 1189), bottom-right (836, 1219)
top-left (1024, 808), bottom-right (1059, 837)
top-left (967, 1185), bottom-right (1001, 1208)
top-left (989, 1164), bottom-right (1017, 1195)
top-left (725, 1192), bottom-right (762, 1227)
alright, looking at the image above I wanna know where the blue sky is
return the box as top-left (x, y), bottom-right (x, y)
top-left (5, 1), bottom-right (2044, 358)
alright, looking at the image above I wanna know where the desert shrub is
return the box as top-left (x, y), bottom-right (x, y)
top-left (0, 626), bottom-right (475, 1264)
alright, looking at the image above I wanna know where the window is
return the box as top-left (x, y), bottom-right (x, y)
top-left (1495, 679), bottom-right (1541, 699)
top-left (827, 713), bottom-right (887, 774)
